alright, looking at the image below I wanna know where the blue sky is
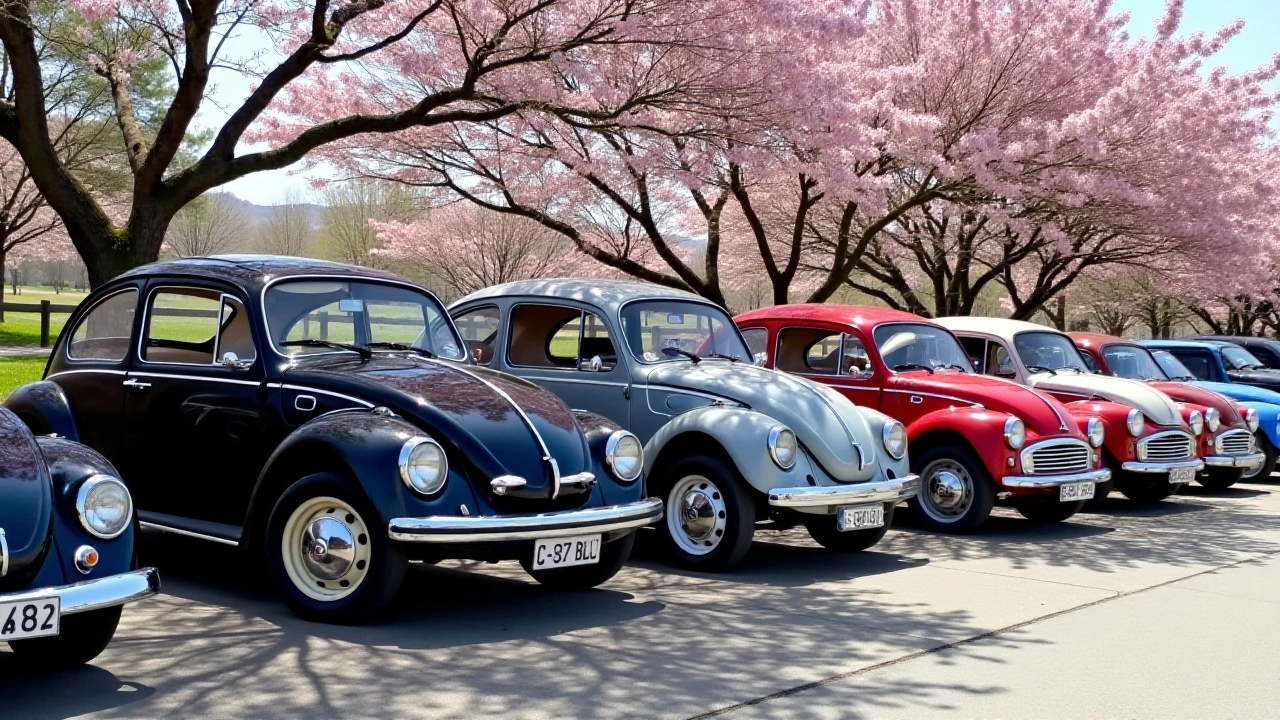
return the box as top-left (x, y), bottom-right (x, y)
top-left (214, 0), bottom-right (1280, 204)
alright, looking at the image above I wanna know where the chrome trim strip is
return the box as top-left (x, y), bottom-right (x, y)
top-left (388, 498), bottom-right (664, 543)
top-left (448, 365), bottom-right (553, 459)
top-left (139, 521), bottom-right (241, 546)
top-left (0, 528), bottom-right (7, 578)
top-left (883, 388), bottom-right (976, 406)
top-left (767, 475), bottom-right (919, 508)
top-left (267, 383), bottom-right (375, 408)
top-left (1202, 452), bottom-right (1266, 468)
top-left (636, 384), bottom-right (741, 405)
top-left (48, 369), bottom-right (130, 379)
top-left (1121, 459), bottom-right (1205, 472)
top-left (0, 568), bottom-right (160, 615)
top-left (130, 372), bottom-right (261, 387)
top-left (1001, 468), bottom-right (1112, 488)
top-left (539, 377), bottom-right (629, 388)
top-left (802, 383), bottom-right (869, 470)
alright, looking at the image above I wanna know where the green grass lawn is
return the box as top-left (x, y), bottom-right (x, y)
top-left (0, 357), bottom-right (47, 400)
top-left (0, 287), bottom-right (85, 346)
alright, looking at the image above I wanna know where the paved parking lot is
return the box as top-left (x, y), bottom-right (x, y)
top-left (4, 481), bottom-right (1279, 719)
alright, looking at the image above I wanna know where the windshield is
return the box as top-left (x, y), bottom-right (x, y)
top-left (1220, 345), bottom-right (1266, 371)
top-left (1013, 331), bottom-right (1090, 373)
top-left (1152, 350), bottom-right (1198, 380)
top-left (265, 279), bottom-right (465, 360)
top-left (619, 300), bottom-right (751, 363)
top-left (1102, 344), bottom-right (1168, 381)
top-left (873, 323), bottom-right (973, 372)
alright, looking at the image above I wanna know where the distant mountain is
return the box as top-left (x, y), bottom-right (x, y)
top-left (211, 192), bottom-right (324, 227)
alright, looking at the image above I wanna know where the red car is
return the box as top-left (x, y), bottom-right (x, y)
top-left (736, 305), bottom-right (1111, 533)
top-left (1071, 332), bottom-right (1264, 489)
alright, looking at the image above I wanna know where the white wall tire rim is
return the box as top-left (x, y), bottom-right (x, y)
top-left (281, 495), bottom-right (372, 602)
top-left (666, 474), bottom-right (728, 556)
top-left (918, 459), bottom-right (975, 523)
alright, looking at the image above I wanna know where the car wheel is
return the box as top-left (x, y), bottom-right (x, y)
top-left (657, 455), bottom-right (756, 572)
top-left (1084, 454), bottom-right (1118, 510)
top-left (8, 606), bottom-right (122, 668)
top-left (1115, 471), bottom-right (1176, 503)
top-left (520, 531), bottom-right (636, 590)
top-left (803, 504), bottom-right (894, 552)
top-left (1015, 498), bottom-right (1085, 523)
top-left (265, 472), bottom-right (405, 624)
top-left (908, 444), bottom-right (996, 534)
top-left (1242, 432), bottom-right (1277, 481)
top-left (1197, 467), bottom-right (1244, 490)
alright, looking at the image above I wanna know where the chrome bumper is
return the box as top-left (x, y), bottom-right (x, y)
top-left (388, 498), bottom-right (664, 543)
top-left (0, 568), bottom-right (160, 615)
top-left (768, 475), bottom-right (919, 508)
top-left (1121, 458), bottom-right (1205, 473)
top-left (1203, 452), bottom-right (1266, 468)
top-left (1001, 468), bottom-right (1112, 489)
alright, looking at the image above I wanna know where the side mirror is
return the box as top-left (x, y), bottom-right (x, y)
top-left (220, 351), bottom-right (251, 370)
top-left (585, 355), bottom-right (604, 372)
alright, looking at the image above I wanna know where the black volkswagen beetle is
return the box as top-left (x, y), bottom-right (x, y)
top-left (4, 256), bottom-right (660, 624)
top-left (1, 407), bottom-right (159, 666)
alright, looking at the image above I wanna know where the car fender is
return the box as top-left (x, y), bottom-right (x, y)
top-left (571, 410), bottom-right (644, 506)
top-left (853, 405), bottom-right (914, 481)
top-left (35, 436), bottom-right (135, 579)
top-left (244, 409), bottom-right (481, 548)
top-left (907, 407), bottom-right (1014, 480)
top-left (2, 380), bottom-right (80, 442)
top-left (1239, 401), bottom-right (1280, 447)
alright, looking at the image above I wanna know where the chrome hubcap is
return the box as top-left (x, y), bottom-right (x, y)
top-left (301, 516), bottom-right (356, 581)
top-left (281, 496), bottom-right (372, 602)
top-left (666, 475), bottom-right (728, 556)
top-left (919, 460), bottom-right (974, 522)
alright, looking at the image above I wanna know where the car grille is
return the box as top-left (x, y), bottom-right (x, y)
top-left (1139, 431), bottom-right (1195, 461)
top-left (1216, 429), bottom-right (1255, 456)
top-left (1022, 439), bottom-right (1092, 474)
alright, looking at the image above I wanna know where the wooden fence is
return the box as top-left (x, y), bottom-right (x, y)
top-left (0, 301), bottom-right (79, 347)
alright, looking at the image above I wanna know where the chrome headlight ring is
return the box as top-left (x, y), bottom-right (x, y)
top-left (1245, 408), bottom-right (1259, 433)
top-left (767, 426), bottom-right (798, 470)
top-left (1125, 409), bottom-right (1145, 437)
top-left (1086, 417), bottom-right (1105, 447)
top-left (1188, 410), bottom-right (1204, 436)
top-left (1004, 417), bottom-right (1026, 450)
top-left (75, 475), bottom-right (134, 540)
top-left (1204, 407), bottom-right (1221, 433)
top-left (605, 430), bottom-right (644, 481)
top-left (399, 436), bottom-right (449, 496)
top-left (882, 420), bottom-right (908, 460)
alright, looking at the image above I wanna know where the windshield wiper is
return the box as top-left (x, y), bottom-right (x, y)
top-left (1170, 375), bottom-right (1196, 382)
top-left (1025, 364), bottom-right (1057, 375)
top-left (893, 362), bottom-right (934, 374)
top-left (938, 363), bottom-right (969, 372)
top-left (705, 353), bottom-right (740, 362)
top-left (367, 342), bottom-right (434, 358)
top-left (661, 346), bottom-right (702, 364)
top-left (280, 338), bottom-right (372, 360)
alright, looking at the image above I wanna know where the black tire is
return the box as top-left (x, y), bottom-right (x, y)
top-left (8, 606), bottom-right (121, 668)
top-left (655, 454), bottom-right (756, 572)
top-left (803, 504), bottom-right (894, 552)
top-left (1116, 471), bottom-right (1176, 503)
top-left (520, 531), bottom-right (636, 590)
top-left (1084, 454), bottom-right (1119, 510)
top-left (265, 472), bottom-right (405, 624)
top-left (1197, 467), bottom-right (1244, 490)
top-left (908, 443), bottom-right (996, 534)
top-left (1242, 432), bottom-right (1277, 481)
top-left (1015, 498), bottom-right (1085, 523)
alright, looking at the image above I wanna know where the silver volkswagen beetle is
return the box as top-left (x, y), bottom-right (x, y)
top-left (451, 280), bottom-right (918, 571)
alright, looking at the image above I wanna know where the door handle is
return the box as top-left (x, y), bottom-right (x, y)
top-left (909, 395), bottom-right (923, 404)
top-left (122, 379), bottom-right (152, 390)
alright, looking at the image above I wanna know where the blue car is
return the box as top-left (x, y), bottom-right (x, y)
top-left (1141, 339), bottom-right (1280, 480)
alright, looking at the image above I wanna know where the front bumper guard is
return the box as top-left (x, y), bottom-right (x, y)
top-left (388, 498), bottom-right (664, 543)
top-left (0, 568), bottom-right (160, 615)
top-left (1121, 458), bottom-right (1205, 473)
top-left (767, 475), bottom-right (919, 509)
top-left (1001, 468), bottom-right (1112, 489)
top-left (1203, 452), bottom-right (1266, 468)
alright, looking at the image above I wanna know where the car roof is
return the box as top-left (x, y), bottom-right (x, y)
top-left (1195, 335), bottom-right (1280, 345)
top-left (1139, 339), bottom-right (1233, 349)
top-left (1067, 331), bottom-right (1134, 349)
top-left (933, 316), bottom-right (1061, 343)
top-left (114, 255), bottom-right (408, 291)
top-left (453, 278), bottom-right (713, 315)
top-left (735, 304), bottom-right (929, 328)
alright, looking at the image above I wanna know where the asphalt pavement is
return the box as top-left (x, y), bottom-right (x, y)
top-left (3, 480), bottom-right (1278, 719)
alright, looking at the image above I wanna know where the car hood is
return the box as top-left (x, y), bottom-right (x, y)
top-left (284, 356), bottom-right (587, 494)
top-left (1029, 372), bottom-right (1183, 427)
top-left (1227, 369), bottom-right (1280, 392)
top-left (641, 360), bottom-right (876, 481)
top-left (0, 408), bottom-right (53, 589)
top-left (892, 371), bottom-right (1074, 437)
top-left (1193, 380), bottom-right (1280, 406)
top-left (1147, 381), bottom-right (1245, 429)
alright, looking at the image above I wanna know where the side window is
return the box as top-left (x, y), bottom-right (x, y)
top-left (67, 289), bottom-right (138, 362)
top-left (1174, 351), bottom-right (1212, 380)
top-left (840, 334), bottom-right (873, 379)
top-left (988, 343), bottom-right (1016, 378)
top-left (454, 305), bottom-right (500, 365)
top-left (216, 297), bottom-right (257, 364)
top-left (509, 304), bottom-right (617, 371)
top-left (739, 327), bottom-right (769, 363)
top-left (777, 328), bottom-right (871, 378)
top-left (803, 331), bottom-right (844, 374)
top-left (144, 288), bottom-right (221, 364)
top-left (1250, 345), bottom-right (1280, 367)
top-left (959, 337), bottom-right (987, 373)
top-left (1079, 351), bottom-right (1100, 373)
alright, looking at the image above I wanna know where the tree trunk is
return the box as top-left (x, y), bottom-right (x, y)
top-left (0, 247), bottom-right (5, 323)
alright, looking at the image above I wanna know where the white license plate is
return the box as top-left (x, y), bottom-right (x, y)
top-left (1059, 481), bottom-right (1096, 502)
top-left (837, 504), bottom-right (884, 532)
top-left (0, 596), bottom-right (60, 641)
top-left (1169, 467), bottom-right (1195, 484)
top-left (532, 534), bottom-right (601, 570)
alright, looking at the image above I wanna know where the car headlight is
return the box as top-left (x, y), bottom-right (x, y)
top-left (75, 475), bottom-right (133, 540)
top-left (399, 437), bottom-right (448, 495)
top-left (882, 420), bottom-right (908, 460)
top-left (1188, 410), bottom-right (1204, 435)
top-left (605, 430), bottom-right (644, 481)
top-left (1004, 417), bottom-right (1026, 450)
top-left (768, 427), bottom-right (798, 469)
top-left (1087, 417), bottom-right (1105, 447)
top-left (1204, 407), bottom-right (1220, 433)
top-left (1245, 408), bottom-right (1259, 432)
top-left (1126, 409), bottom-right (1145, 437)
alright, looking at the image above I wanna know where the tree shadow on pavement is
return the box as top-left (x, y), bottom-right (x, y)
top-left (0, 655), bottom-right (155, 720)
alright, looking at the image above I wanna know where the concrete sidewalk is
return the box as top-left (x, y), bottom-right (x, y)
top-left (0, 345), bottom-right (50, 357)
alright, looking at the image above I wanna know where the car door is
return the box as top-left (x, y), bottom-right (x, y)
top-left (121, 283), bottom-right (267, 527)
top-left (501, 301), bottom-right (631, 426)
top-left (773, 324), bottom-right (884, 410)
